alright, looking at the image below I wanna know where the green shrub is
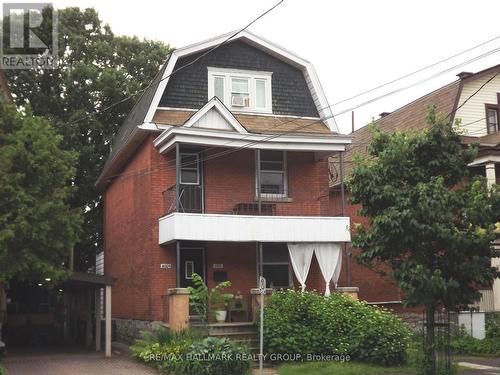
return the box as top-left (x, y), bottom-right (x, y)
top-left (485, 313), bottom-right (500, 339)
top-left (130, 327), bottom-right (197, 369)
top-left (262, 290), bottom-right (410, 365)
top-left (167, 337), bottom-right (251, 375)
top-left (131, 327), bottom-right (251, 374)
top-left (0, 363), bottom-right (5, 375)
top-left (451, 332), bottom-right (500, 356)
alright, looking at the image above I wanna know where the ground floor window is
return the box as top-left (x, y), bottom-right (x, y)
top-left (261, 243), bottom-right (292, 288)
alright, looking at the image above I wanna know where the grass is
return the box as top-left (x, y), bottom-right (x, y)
top-left (277, 361), bottom-right (415, 375)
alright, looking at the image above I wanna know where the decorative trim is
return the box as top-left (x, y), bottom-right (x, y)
top-left (155, 106), bottom-right (322, 121)
top-left (182, 97), bottom-right (248, 133)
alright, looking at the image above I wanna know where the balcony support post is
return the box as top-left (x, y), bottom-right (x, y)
top-left (175, 143), bottom-right (180, 212)
top-left (340, 151), bottom-right (351, 287)
top-left (176, 241), bottom-right (181, 288)
top-left (256, 149), bottom-right (262, 214)
top-left (255, 149), bottom-right (263, 282)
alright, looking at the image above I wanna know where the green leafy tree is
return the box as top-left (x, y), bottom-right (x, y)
top-left (0, 102), bottom-right (82, 282)
top-left (348, 108), bottom-right (500, 374)
top-left (4, 7), bottom-right (171, 270)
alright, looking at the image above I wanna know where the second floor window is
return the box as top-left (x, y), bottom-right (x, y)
top-left (208, 67), bottom-right (272, 113)
top-left (258, 150), bottom-right (287, 197)
top-left (486, 105), bottom-right (499, 134)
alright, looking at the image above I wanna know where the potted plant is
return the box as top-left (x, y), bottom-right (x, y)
top-left (188, 273), bottom-right (233, 323)
top-left (210, 282), bottom-right (234, 323)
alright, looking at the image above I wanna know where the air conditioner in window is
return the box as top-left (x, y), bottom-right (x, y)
top-left (231, 94), bottom-right (249, 107)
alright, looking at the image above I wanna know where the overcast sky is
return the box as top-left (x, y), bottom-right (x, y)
top-left (51, 0), bottom-right (500, 134)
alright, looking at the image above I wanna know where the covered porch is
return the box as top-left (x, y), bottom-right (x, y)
top-left (166, 240), bottom-right (351, 325)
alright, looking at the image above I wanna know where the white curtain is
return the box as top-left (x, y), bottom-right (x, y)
top-left (314, 243), bottom-right (341, 297)
top-left (287, 243), bottom-right (315, 292)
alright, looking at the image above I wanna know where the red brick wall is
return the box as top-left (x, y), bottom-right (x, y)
top-left (204, 149), bottom-right (329, 215)
top-left (104, 135), bottom-right (177, 322)
top-left (330, 191), bottom-right (402, 303)
top-left (105, 143), bottom-right (336, 322)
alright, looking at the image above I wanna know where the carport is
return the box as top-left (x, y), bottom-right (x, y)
top-left (63, 272), bottom-right (115, 357)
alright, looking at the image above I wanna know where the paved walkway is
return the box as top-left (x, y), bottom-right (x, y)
top-left (3, 349), bottom-right (159, 375)
top-left (457, 356), bottom-right (500, 375)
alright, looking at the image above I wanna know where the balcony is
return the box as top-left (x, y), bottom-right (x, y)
top-left (159, 185), bottom-right (350, 244)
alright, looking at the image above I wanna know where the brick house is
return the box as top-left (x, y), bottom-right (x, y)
top-left (331, 64), bottom-right (500, 312)
top-left (97, 31), bottom-right (353, 333)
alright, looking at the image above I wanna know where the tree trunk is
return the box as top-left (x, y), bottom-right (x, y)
top-left (424, 304), bottom-right (436, 375)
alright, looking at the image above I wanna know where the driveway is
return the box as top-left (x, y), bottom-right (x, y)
top-left (2, 348), bottom-right (158, 375)
top-left (457, 356), bottom-right (500, 375)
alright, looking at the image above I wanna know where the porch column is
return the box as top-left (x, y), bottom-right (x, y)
top-left (250, 288), bottom-right (272, 322)
top-left (105, 285), bottom-right (112, 358)
top-left (337, 286), bottom-right (359, 300)
top-left (167, 288), bottom-right (189, 332)
top-left (493, 246), bottom-right (500, 312)
top-left (485, 163), bottom-right (496, 188)
top-left (95, 287), bottom-right (102, 352)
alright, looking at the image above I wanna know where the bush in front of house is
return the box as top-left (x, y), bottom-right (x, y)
top-left (451, 326), bottom-right (500, 357)
top-left (0, 363), bottom-right (4, 375)
top-left (485, 313), bottom-right (500, 339)
top-left (130, 327), bottom-right (197, 370)
top-left (131, 327), bottom-right (251, 375)
top-left (167, 337), bottom-right (251, 375)
top-left (262, 290), bottom-right (411, 365)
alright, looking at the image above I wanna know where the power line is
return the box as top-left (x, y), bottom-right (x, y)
top-left (105, 43), bottom-right (500, 183)
top-left (328, 35), bottom-right (500, 108)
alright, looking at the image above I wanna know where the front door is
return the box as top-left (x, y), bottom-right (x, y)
top-left (179, 248), bottom-right (205, 288)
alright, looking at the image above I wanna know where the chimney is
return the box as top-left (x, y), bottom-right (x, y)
top-left (379, 112), bottom-right (391, 118)
top-left (457, 71), bottom-right (473, 80)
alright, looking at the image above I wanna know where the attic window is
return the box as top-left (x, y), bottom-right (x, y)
top-left (208, 67), bottom-right (272, 113)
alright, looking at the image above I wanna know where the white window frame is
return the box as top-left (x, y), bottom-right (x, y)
top-left (256, 150), bottom-right (288, 198)
top-left (185, 261), bottom-right (194, 280)
top-left (179, 152), bottom-right (200, 185)
top-left (208, 67), bottom-right (273, 114)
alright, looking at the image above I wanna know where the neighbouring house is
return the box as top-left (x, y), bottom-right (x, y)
top-left (331, 64), bottom-right (500, 313)
top-left (97, 31), bottom-right (354, 338)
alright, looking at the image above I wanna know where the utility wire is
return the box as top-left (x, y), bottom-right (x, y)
top-left (328, 35), bottom-right (500, 108)
top-left (105, 45), bottom-right (500, 183)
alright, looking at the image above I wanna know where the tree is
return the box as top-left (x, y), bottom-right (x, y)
top-left (0, 101), bottom-right (82, 282)
top-left (5, 7), bottom-right (171, 270)
top-left (348, 108), bottom-right (500, 374)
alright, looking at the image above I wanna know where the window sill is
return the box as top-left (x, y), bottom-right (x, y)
top-left (254, 196), bottom-right (293, 203)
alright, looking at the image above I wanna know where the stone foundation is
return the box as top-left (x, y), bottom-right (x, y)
top-left (396, 312), bottom-right (424, 332)
top-left (114, 318), bottom-right (166, 344)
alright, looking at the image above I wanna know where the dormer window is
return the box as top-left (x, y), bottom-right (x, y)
top-left (208, 67), bottom-right (272, 113)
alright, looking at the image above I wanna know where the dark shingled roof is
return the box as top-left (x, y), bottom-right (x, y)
top-left (97, 56), bottom-right (170, 185)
